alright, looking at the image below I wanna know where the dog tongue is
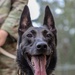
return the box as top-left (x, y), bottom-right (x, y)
top-left (32, 55), bottom-right (46, 75)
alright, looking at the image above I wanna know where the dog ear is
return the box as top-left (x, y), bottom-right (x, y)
top-left (43, 6), bottom-right (55, 30)
top-left (19, 5), bottom-right (32, 34)
top-left (43, 6), bottom-right (57, 46)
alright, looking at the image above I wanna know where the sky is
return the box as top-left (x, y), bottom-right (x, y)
top-left (28, 0), bottom-right (65, 20)
top-left (28, 0), bottom-right (40, 20)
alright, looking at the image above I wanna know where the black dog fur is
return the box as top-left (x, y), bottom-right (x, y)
top-left (17, 5), bottom-right (57, 75)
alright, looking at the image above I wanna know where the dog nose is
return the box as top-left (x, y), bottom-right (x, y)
top-left (36, 42), bottom-right (47, 51)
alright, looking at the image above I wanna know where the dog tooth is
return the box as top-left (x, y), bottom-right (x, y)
top-left (31, 58), bottom-right (35, 66)
top-left (32, 61), bottom-right (35, 66)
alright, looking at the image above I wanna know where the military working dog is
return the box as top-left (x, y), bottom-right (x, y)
top-left (17, 5), bottom-right (57, 75)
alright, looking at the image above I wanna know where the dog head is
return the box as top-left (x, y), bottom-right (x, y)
top-left (17, 5), bottom-right (57, 75)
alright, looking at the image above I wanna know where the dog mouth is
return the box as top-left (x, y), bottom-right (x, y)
top-left (26, 54), bottom-right (51, 75)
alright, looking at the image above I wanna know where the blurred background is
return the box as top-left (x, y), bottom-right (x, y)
top-left (0, 0), bottom-right (75, 75)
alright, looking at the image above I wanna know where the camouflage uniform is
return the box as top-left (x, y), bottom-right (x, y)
top-left (0, 0), bottom-right (28, 75)
top-left (0, 0), bottom-right (28, 39)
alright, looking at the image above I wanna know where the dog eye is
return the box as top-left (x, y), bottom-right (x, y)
top-left (26, 33), bottom-right (33, 38)
top-left (46, 33), bottom-right (52, 38)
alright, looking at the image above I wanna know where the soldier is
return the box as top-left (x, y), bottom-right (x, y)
top-left (0, 0), bottom-right (28, 75)
top-left (0, 0), bottom-right (28, 46)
